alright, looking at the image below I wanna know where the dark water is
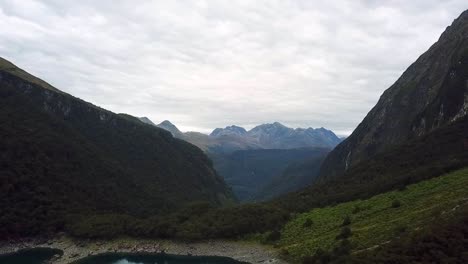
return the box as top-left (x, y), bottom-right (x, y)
top-left (0, 248), bottom-right (63, 264)
top-left (71, 253), bottom-right (247, 264)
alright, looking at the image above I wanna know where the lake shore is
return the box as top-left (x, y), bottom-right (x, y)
top-left (0, 235), bottom-right (288, 264)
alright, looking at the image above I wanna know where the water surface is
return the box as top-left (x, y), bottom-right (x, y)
top-left (0, 247), bottom-right (62, 264)
top-left (72, 253), bottom-right (247, 264)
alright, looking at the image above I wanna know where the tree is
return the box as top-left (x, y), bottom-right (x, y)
top-left (303, 218), bottom-right (314, 228)
top-left (392, 200), bottom-right (401, 208)
top-left (336, 227), bottom-right (352, 240)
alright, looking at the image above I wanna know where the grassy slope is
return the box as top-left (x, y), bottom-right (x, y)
top-left (276, 167), bottom-right (468, 261)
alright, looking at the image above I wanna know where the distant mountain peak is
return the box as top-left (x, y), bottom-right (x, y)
top-left (249, 122), bottom-right (289, 133)
top-left (259, 122), bottom-right (286, 127)
top-left (160, 120), bottom-right (175, 126)
top-left (247, 122), bottom-right (340, 149)
top-left (210, 125), bottom-right (247, 137)
top-left (139, 117), bottom-right (156, 126)
top-left (156, 120), bottom-right (182, 136)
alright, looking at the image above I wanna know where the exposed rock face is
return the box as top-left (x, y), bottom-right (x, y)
top-left (320, 10), bottom-right (468, 179)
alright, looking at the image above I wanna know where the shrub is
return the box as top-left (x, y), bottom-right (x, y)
top-left (352, 206), bottom-right (361, 214)
top-left (302, 255), bottom-right (315, 264)
top-left (342, 215), bottom-right (351, 226)
top-left (336, 227), bottom-right (352, 240)
top-left (392, 200), bottom-right (402, 208)
top-left (332, 239), bottom-right (351, 256)
top-left (395, 225), bottom-right (407, 234)
top-left (302, 249), bottom-right (331, 264)
top-left (280, 248), bottom-right (289, 256)
top-left (265, 230), bottom-right (281, 242)
top-left (303, 218), bottom-right (314, 228)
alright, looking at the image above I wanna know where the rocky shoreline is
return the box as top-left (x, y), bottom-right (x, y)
top-left (0, 235), bottom-right (288, 264)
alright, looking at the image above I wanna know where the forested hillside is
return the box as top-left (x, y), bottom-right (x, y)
top-left (0, 58), bottom-right (234, 239)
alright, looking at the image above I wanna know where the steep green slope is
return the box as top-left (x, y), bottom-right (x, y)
top-left (320, 10), bottom-right (468, 179)
top-left (0, 58), bottom-right (234, 239)
top-left (275, 167), bottom-right (468, 262)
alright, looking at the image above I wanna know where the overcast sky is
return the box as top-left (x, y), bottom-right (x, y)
top-left (1, 1), bottom-right (466, 135)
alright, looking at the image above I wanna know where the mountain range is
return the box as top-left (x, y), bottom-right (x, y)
top-left (140, 118), bottom-right (342, 153)
top-left (139, 118), bottom-right (341, 200)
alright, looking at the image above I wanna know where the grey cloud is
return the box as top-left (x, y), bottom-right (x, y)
top-left (0, 0), bottom-right (466, 136)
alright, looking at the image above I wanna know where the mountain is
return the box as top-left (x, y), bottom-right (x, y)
top-left (144, 119), bottom-right (340, 201)
top-left (248, 123), bottom-right (341, 149)
top-left (138, 116), bottom-right (156, 126)
top-left (139, 119), bottom-right (261, 153)
top-left (210, 125), bottom-right (247, 137)
top-left (0, 57), bottom-right (234, 238)
top-left (210, 148), bottom-right (330, 201)
top-left (320, 10), bottom-right (468, 179)
top-left (156, 120), bottom-right (183, 137)
top-left (277, 114), bottom-right (468, 213)
top-left (148, 119), bottom-right (341, 152)
top-left (274, 10), bottom-right (468, 212)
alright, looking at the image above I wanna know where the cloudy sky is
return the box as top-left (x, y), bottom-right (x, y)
top-left (1, 1), bottom-right (466, 135)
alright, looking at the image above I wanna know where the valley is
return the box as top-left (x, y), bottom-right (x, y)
top-left (141, 119), bottom-right (340, 201)
top-left (1, 4), bottom-right (468, 264)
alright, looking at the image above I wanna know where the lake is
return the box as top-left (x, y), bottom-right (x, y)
top-left (72, 253), bottom-right (247, 264)
top-left (0, 249), bottom-right (247, 264)
top-left (0, 248), bottom-right (62, 264)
